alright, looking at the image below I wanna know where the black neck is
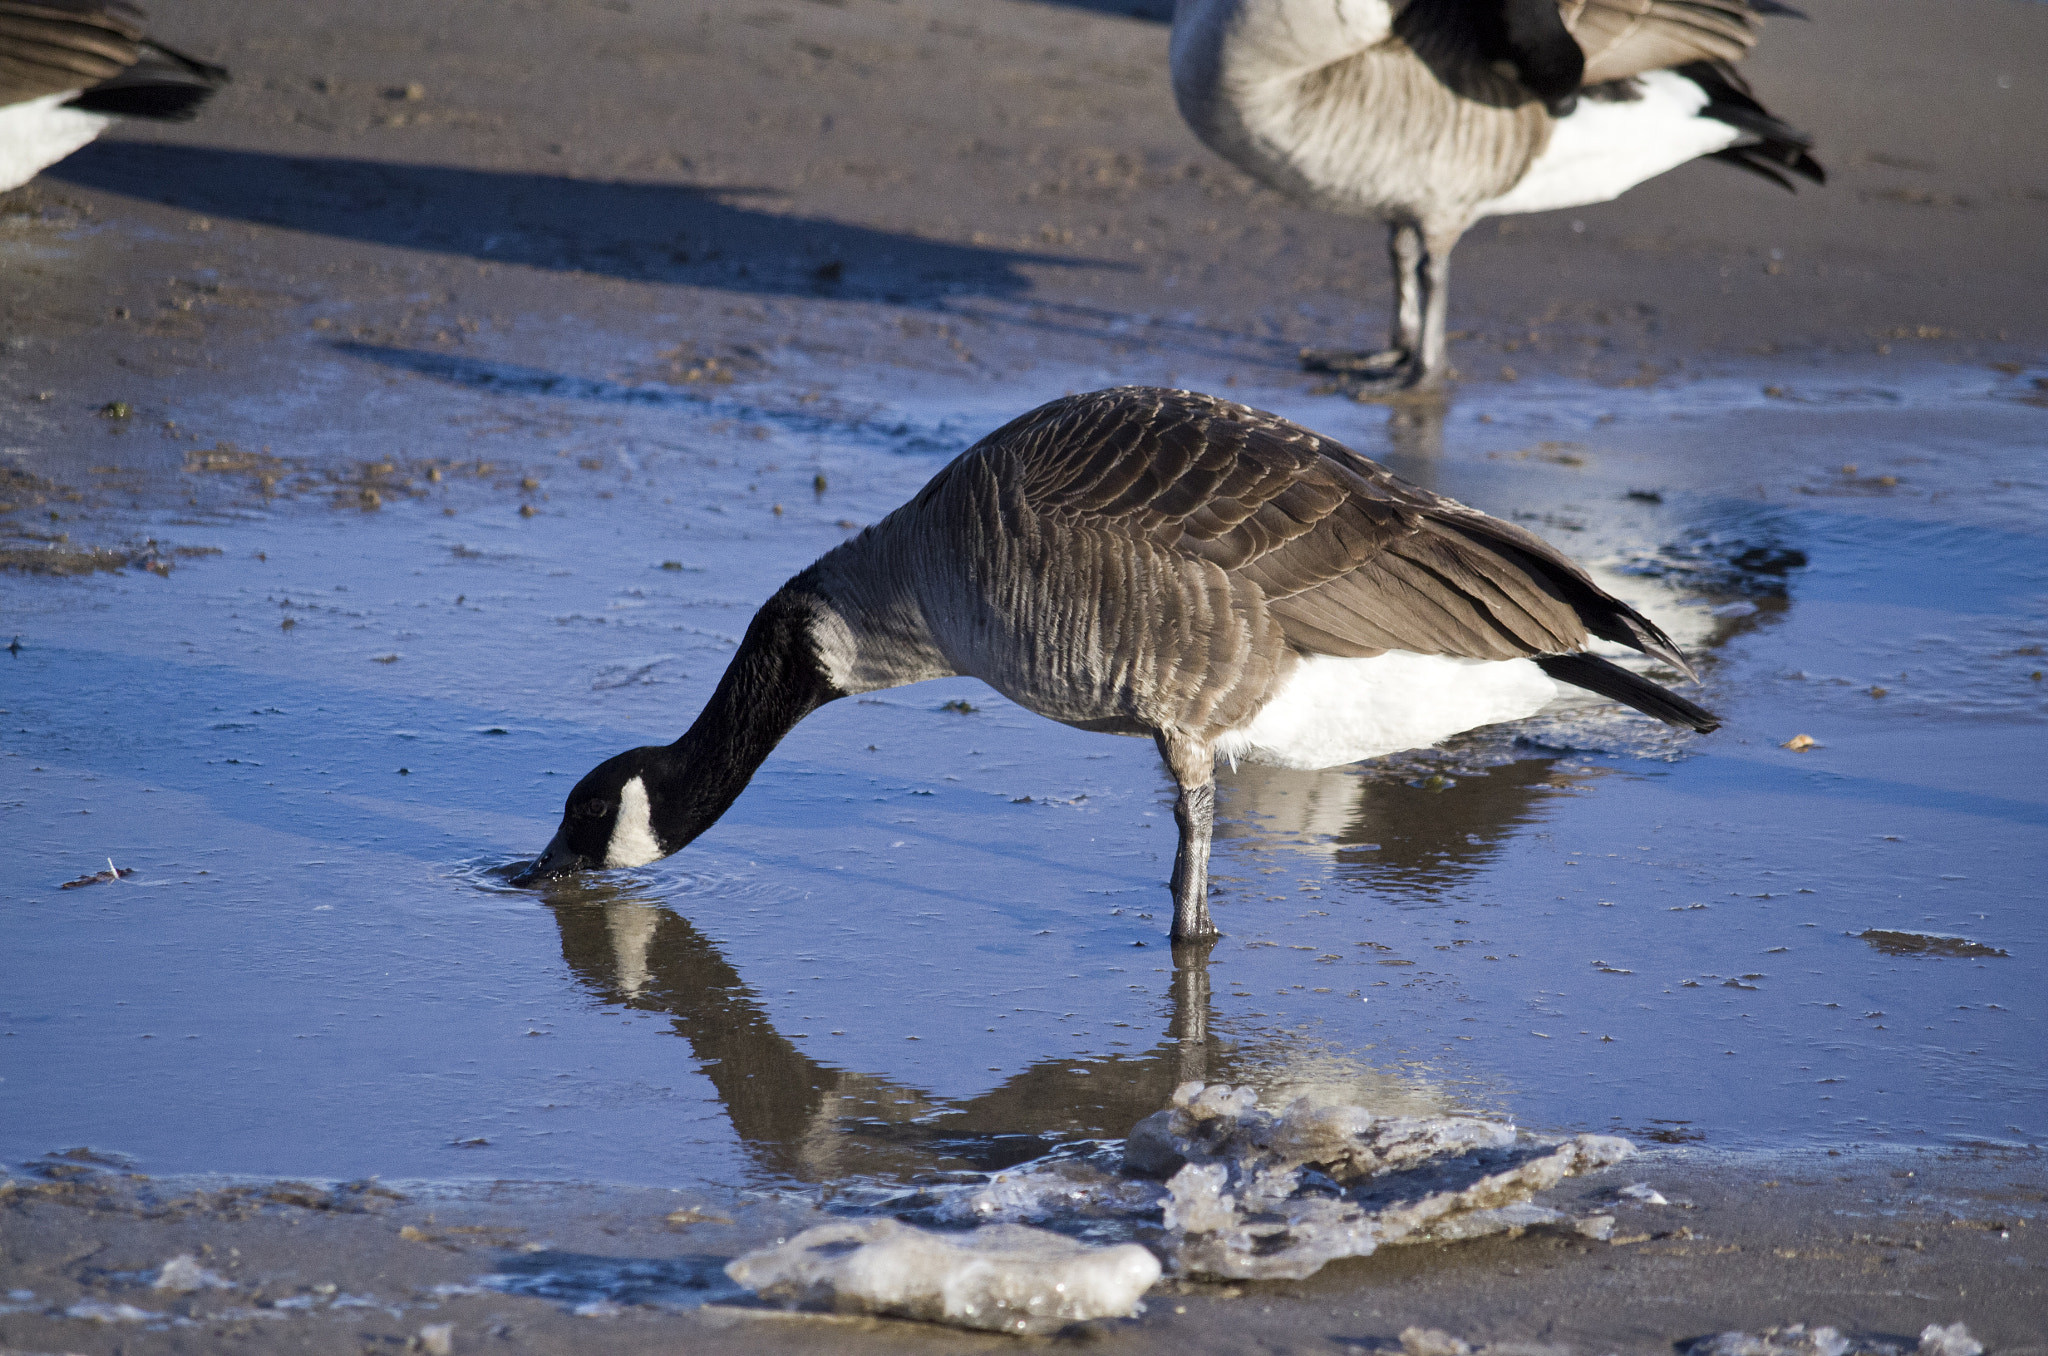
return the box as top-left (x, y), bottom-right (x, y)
top-left (654, 586), bottom-right (841, 847)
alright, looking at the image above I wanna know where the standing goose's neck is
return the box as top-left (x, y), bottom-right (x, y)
top-left (651, 586), bottom-right (843, 843)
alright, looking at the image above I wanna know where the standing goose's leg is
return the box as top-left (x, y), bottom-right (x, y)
top-left (1302, 221), bottom-right (1423, 386)
top-left (1156, 732), bottom-right (1219, 941)
top-left (1389, 220), bottom-right (1425, 361)
top-left (1411, 223), bottom-right (1465, 390)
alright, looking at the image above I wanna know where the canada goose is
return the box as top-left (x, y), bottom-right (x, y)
top-left (0, 0), bottom-right (227, 193)
top-left (1170, 0), bottom-right (1823, 392)
top-left (514, 386), bottom-right (1716, 940)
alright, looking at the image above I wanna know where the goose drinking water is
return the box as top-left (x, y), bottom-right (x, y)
top-left (1170, 0), bottom-right (1823, 392)
top-left (515, 387), bottom-right (1716, 940)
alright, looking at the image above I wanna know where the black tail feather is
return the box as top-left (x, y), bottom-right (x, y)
top-left (1679, 59), bottom-right (1824, 189)
top-left (1537, 652), bottom-right (1720, 733)
top-left (65, 40), bottom-right (227, 123)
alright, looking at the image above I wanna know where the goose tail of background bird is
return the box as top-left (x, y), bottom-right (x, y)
top-left (1682, 59), bottom-right (1824, 190)
top-left (64, 41), bottom-right (228, 122)
top-left (1537, 652), bottom-right (1720, 732)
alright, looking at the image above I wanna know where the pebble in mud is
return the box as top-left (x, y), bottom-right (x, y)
top-left (153, 1254), bottom-right (231, 1293)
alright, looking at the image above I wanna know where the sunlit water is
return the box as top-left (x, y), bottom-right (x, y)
top-left (3, 348), bottom-right (2043, 1198)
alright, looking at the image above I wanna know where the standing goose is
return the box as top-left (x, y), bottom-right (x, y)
top-left (1170, 0), bottom-right (1823, 392)
top-left (515, 387), bottom-right (1717, 940)
top-left (0, 0), bottom-right (226, 193)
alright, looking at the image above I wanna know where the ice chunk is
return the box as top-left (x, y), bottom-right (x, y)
top-left (936, 1159), bottom-right (1161, 1226)
top-left (1687, 1326), bottom-right (1854, 1356)
top-left (1619, 1182), bottom-right (1669, 1205)
top-left (154, 1253), bottom-right (232, 1292)
top-left (1402, 1328), bottom-right (1474, 1356)
top-left (1917, 1324), bottom-right (1982, 1356)
top-left (1129, 1080), bottom-right (1515, 1182)
top-left (725, 1218), bottom-right (1160, 1335)
top-left (1145, 1081), bottom-right (1631, 1280)
top-left (417, 1322), bottom-right (455, 1356)
top-left (67, 1298), bottom-right (164, 1322)
top-left (1687, 1323), bottom-right (1980, 1356)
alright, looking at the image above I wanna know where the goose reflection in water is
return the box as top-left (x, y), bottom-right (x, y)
top-left (543, 888), bottom-right (1458, 1185)
top-left (1214, 753), bottom-right (1585, 903)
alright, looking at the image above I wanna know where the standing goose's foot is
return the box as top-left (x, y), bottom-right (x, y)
top-left (1299, 346), bottom-right (1408, 377)
top-left (1301, 348), bottom-right (1446, 401)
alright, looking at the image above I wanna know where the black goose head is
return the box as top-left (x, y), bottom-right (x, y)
top-left (512, 746), bottom-right (676, 885)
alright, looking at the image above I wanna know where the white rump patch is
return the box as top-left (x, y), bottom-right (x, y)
top-left (1477, 70), bottom-right (1742, 218)
top-left (603, 775), bottom-right (664, 868)
top-left (1215, 651), bottom-right (1560, 770)
top-left (0, 93), bottom-right (114, 193)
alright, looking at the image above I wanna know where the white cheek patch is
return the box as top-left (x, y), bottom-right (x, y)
top-left (603, 775), bottom-right (665, 868)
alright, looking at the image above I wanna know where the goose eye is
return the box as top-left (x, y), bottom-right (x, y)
top-left (575, 799), bottom-right (612, 820)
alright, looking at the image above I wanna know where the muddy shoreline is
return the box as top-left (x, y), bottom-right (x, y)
top-left (2, 1144), bottom-right (2043, 1355)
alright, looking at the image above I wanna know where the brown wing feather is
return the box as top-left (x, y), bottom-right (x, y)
top-left (1557, 0), bottom-right (1761, 84)
top-left (988, 387), bottom-right (1684, 673)
top-left (0, 1), bottom-right (141, 105)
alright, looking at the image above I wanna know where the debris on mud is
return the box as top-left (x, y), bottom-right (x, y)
top-left (0, 537), bottom-right (216, 577)
top-left (1857, 930), bottom-right (2008, 959)
top-left (60, 862), bottom-right (136, 889)
top-left (724, 1218), bottom-right (1159, 1335)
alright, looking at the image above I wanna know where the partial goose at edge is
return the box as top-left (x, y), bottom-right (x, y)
top-left (0, 0), bottom-right (227, 193)
top-left (513, 386), bottom-right (1717, 941)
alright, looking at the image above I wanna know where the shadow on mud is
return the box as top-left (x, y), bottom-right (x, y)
top-left (49, 144), bottom-right (1119, 305)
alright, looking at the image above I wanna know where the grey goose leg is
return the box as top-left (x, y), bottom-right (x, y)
top-left (1332, 224), bottom-right (1462, 398)
top-left (1301, 221), bottom-right (1422, 388)
top-left (1169, 779), bottom-right (1216, 940)
top-left (1156, 732), bottom-right (1219, 941)
top-left (1411, 224), bottom-right (1462, 391)
top-left (1389, 220), bottom-right (1425, 357)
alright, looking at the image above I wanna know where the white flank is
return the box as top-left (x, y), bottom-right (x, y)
top-left (603, 775), bottom-right (664, 868)
top-left (1215, 651), bottom-right (1561, 771)
top-left (0, 93), bottom-right (115, 193)
top-left (1477, 70), bottom-right (1743, 219)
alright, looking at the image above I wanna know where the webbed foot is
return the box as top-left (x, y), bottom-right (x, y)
top-left (1299, 346), bottom-right (1408, 378)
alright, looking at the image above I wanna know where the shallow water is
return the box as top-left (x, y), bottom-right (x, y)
top-left (3, 345), bottom-right (2043, 1197)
